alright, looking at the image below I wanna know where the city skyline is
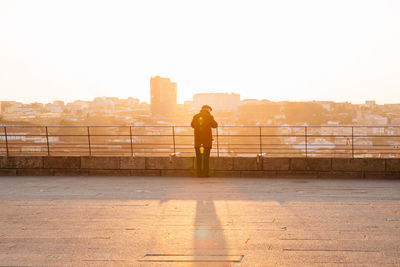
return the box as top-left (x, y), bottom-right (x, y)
top-left (0, 73), bottom-right (398, 106)
top-left (0, 85), bottom-right (396, 106)
top-left (1, 0), bottom-right (400, 104)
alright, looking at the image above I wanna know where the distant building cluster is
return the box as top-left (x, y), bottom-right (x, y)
top-left (0, 97), bottom-right (144, 125)
top-left (193, 93), bottom-right (240, 112)
top-left (1, 76), bottom-right (400, 127)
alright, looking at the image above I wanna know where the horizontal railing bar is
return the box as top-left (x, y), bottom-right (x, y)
top-left (0, 142), bottom-right (394, 146)
top-left (4, 133), bottom-right (400, 137)
top-left (4, 125), bottom-right (400, 128)
top-left (3, 140), bottom-right (400, 149)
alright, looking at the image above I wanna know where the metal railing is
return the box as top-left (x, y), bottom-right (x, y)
top-left (1, 125), bottom-right (400, 158)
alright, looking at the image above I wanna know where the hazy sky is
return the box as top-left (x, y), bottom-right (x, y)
top-left (1, 0), bottom-right (400, 104)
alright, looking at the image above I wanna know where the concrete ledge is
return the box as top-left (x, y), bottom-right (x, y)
top-left (120, 157), bottom-right (145, 169)
top-left (168, 157), bottom-right (194, 170)
top-left (385, 172), bottom-right (400, 179)
top-left (263, 158), bottom-right (290, 171)
top-left (332, 158), bottom-right (361, 171)
top-left (145, 157), bottom-right (193, 170)
top-left (0, 156), bottom-right (398, 178)
top-left (6, 157), bottom-right (43, 169)
top-left (161, 170), bottom-right (195, 177)
top-left (81, 157), bottom-right (120, 169)
top-left (233, 157), bottom-right (261, 171)
top-left (89, 169), bottom-right (131, 176)
top-left (332, 158), bottom-right (385, 172)
top-left (211, 157), bottom-right (233, 170)
top-left (145, 157), bottom-right (170, 169)
top-left (364, 172), bottom-right (386, 179)
top-left (0, 157), bottom-right (7, 169)
top-left (43, 157), bottom-right (81, 169)
top-left (0, 169), bottom-right (17, 176)
top-left (386, 159), bottom-right (400, 172)
top-left (291, 158), bottom-right (331, 171)
top-left (54, 169), bottom-right (89, 176)
top-left (359, 158), bottom-right (385, 172)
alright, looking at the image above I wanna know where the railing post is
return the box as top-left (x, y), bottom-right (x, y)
top-left (351, 126), bottom-right (354, 158)
top-left (216, 127), bottom-right (219, 157)
top-left (259, 126), bottom-right (262, 154)
top-left (129, 126), bottom-right (133, 157)
top-left (172, 126), bottom-right (176, 154)
top-left (305, 126), bottom-right (308, 158)
top-left (87, 126), bottom-right (91, 156)
top-left (4, 126), bottom-right (9, 156)
top-left (45, 126), bottom-right (50, 156)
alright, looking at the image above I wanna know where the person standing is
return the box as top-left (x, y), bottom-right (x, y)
top-left (191, 105), bottom-right (218, 177)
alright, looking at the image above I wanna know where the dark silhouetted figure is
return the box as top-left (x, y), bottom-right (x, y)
top-left (191, 105), bottom-right (218, 177)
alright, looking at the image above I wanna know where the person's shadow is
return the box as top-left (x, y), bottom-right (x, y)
top-left (193, 200), bottom-right (229, 264)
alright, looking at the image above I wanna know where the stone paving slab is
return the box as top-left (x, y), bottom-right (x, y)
top-left (0, 176), bottom-right (399, 266)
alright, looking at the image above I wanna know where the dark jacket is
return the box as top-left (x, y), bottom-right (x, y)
top-left (191, 110), bottom-right (218, 148)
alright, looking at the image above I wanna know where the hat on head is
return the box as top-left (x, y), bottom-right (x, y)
top-left (201, 105), bottom-right (212, 111)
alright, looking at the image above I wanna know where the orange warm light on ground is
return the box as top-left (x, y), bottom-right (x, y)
top-left (0, 176), bottom-right (399, 265)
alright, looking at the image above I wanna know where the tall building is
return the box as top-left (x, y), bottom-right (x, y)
top-left (150, 76), bottom-right (177, 116)
top-left (193, 93), bottom-right (240, 112)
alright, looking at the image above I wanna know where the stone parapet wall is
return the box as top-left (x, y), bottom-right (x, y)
top-left (0, 156), bottom-right (399, 178)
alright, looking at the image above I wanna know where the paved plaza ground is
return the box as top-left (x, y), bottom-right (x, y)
top-left (0, 176), bottom-right (399, 266)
